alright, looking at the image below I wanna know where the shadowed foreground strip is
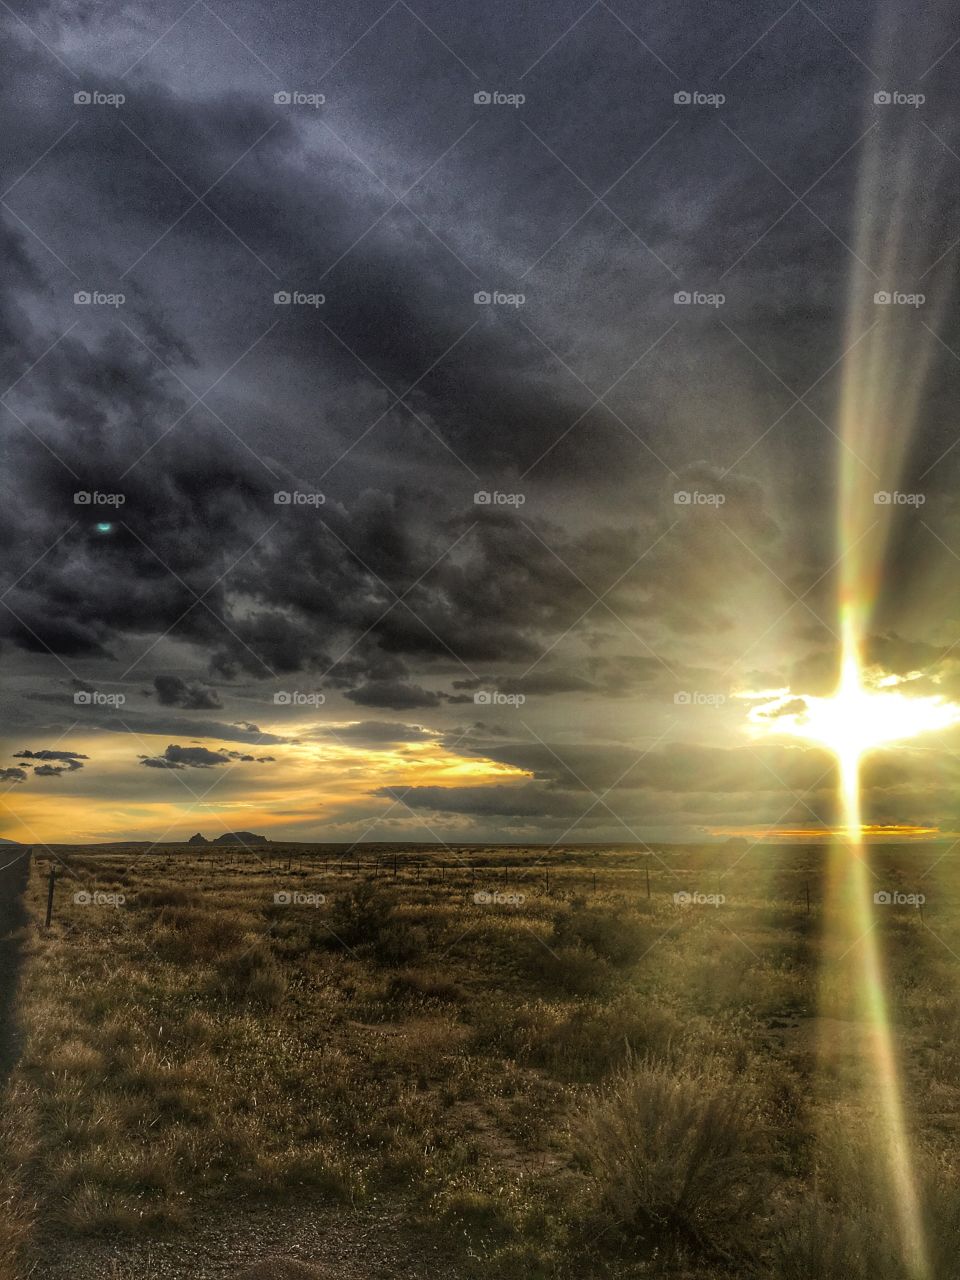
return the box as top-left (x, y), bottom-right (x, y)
top-left (0, 847), bottom-right (29, 1076)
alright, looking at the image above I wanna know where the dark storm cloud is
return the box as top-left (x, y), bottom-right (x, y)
top-left (0, 769), bottom-right (27, 784)
top-left (0, 16), bottom-right (815, 697)
top-left (152, 675), bottom-right (222, 710)
top-left (344, 680), bottom-right (442, 710)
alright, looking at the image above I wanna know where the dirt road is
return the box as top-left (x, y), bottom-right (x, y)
top-left (0, 845), bottom-right (30, 1076)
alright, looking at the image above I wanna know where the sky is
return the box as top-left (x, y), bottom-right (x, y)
top-left (2, 0), bottom-right (960, 845)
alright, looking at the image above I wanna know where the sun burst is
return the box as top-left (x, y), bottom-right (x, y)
top-left (743, 653), bottom-right (960, 775)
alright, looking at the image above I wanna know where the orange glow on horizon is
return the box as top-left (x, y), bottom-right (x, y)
top-left (0, 722), bottom-right (531, 844)
top-left (707, 823), bottom-right (943, 843)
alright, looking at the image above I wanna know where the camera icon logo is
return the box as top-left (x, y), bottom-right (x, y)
top-left (74, 491), bottom-right (92, 504)
top-left (74, 291), bottom-right (91, 304)
top-left (674, 291), bottom-right (691, 304)
top-left (873, 890), bottom-right (892, 904)
top-left (273, 691), bottom-right (292, 705)
top-left (673, 891), bottom-right (692, 905)
top-left (474, 290), bottom-right (491, 305)
top-left (874, 90), bottom-right (892, 105)
top-left (73, 691), bottom-right (93, 704)
top-left (273, 891), bottom-right (292, 904)
top-left (874, 291), bottom-right (891, 304)
top-left (274, 290), bottom-right (291, 304)
top-left (474, 490), bottom-right (492, 504)
top-left (473, 890), bottom-right (492, 904)
top-left (274, 91), bottom-right (292, 104)
top-left (73, 891), bottom-right (91, 905)
top-left (74, 91), bottom-right (91, 104)
top-left (674, 91), bottom-right (691, 105)
top-left (473, 91), bottom-right (492, 105)
top-left (474, 690), bottom-right (492, 705)
top-left (874, 491), bottom-right (892, 505)
top-left (673, 691), bottom-right (692, 704)
top-left (673, 491), bottom-right (691, 504)
top-left (273, 491), bottom-right (292, 504)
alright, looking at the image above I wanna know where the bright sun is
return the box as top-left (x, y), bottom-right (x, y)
top-left (743, 656), bottom-right (960, 769)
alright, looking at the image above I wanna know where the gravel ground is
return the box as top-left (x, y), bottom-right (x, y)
top-left (33, 1197), bottom-right (470, 1279)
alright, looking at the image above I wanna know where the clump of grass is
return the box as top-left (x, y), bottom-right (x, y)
top-left (136, 887), bottom-right (195, 909)
top-left (772, 1197), bottom-right (896, 1279)
top-left (526, 940), bottom-right (613, 996)
top-left (773, 1139), bottom-right (960, 1280)
top-left (553, 902), bottom-right (650, 967)
top-left (54, 1182), bottom-right (186, 1235)
top-left (326, 882), bottom-right (429, 964)
top-left (573, 1055), bottom-right (766, 1261)
top-left (210, 944), bottom-right (286, 1007)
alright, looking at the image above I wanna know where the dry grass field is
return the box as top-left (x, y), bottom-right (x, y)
top-left (2, 841), bottom-right (960, 1278)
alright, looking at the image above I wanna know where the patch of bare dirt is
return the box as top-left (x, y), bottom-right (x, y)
top-left (33, 1198), bottom-right (467, 1280)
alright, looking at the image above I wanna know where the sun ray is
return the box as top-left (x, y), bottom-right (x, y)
top-left (743, 613), bottom-right (936, 1277)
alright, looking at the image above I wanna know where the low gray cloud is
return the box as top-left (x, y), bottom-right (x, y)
top-left (139, 744), bottom-right (232, 770)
